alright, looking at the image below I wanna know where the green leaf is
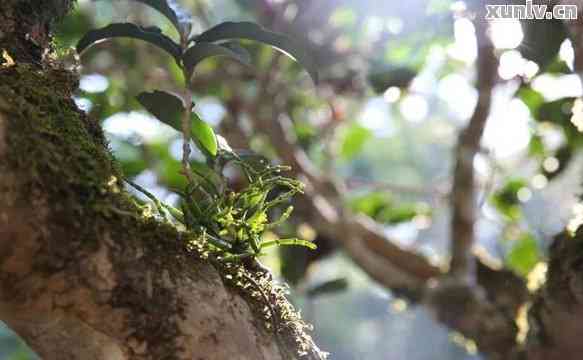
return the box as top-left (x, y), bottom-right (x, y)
top-left (507, 233), bottom-right (540, 276)
top-left (136, 90), bottom-right (217, 156)
top-left (490, 178), bottom-right (528, 221)
top-left (192, 112), bottom-right (218, 156)
top-left (93, 0), bottom-right (190, 36)
top-left (339, 123), bottom-right (372, 160)
top-left (528, 134), bottom-right (545, 157)
top-left (546, 59), bottom-right (572, 74)
top-left (348, 192), bottom-right (392, 218)
top-left (306, 278), bottom-right (349, 298)
top-left (136, 90), bottom-right (184, 131)
top-left (516, 86), bottom-right (544, 116)
top-left (133, 0), bottom-right (188, 35)
top-left (378, 204), bottom-right (419, 224)
top-left (536, 97), bottom-right (583, 147)
top-left (183, 42), bottom-right (251, 76)
top-left (222, 41), bottom-right (252, 64)
top-left (77, 23), bottom-right (181, 60)
top-left (536, 97), bottom-right (575, 124)
top-left (193, 21), bottom-right (318, 83)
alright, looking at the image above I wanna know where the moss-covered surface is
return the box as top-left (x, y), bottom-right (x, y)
top-left (0, 63), bottom-right (324, 359)
top-left (0, 0), bottom-right (76, 64)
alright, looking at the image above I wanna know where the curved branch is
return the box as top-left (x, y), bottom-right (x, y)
top-left (449, 11), bottom-right (498, 280)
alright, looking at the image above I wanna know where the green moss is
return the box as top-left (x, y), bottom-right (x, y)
top-left (0, 64), bottom-right (194, 358)
top-left (0, 63), bottom-right (323, 359)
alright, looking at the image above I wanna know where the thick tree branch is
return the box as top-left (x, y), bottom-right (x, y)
top-left (0, 67), bottom-right (327, 359)
top-left (0, 1), bottom-right (325, 355)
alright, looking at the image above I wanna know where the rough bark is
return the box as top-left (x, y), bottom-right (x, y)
top-left (0, 1), bottom-right (323, 359)
top-left (523, 2), bottom-right (583, 359)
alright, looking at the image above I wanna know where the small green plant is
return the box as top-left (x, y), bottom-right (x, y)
top-left (77, 0), bottom-right (318, 261)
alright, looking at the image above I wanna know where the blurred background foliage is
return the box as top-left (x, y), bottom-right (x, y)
top-left (4, 0), bottom-right (583, 358)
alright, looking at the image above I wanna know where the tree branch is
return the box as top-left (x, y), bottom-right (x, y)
top-left (224, 55), bottom-right (442, 294)
top-left (0, 64), bottom-right (324, 360)
top-left (449, 11), bottom-right (497, 281)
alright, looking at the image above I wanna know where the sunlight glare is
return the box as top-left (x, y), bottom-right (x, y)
top-left (400, 94), bottom-right (429, 123)
top-left (196, 98), bottom-right (226, 126)
top-left (103, 111), bottom-right (172, 142)
top-left (438, 73), bottom-right (477, 120)
top-left (484, 97), bottom-right (531, 158)
top-left (79, 73), bottom-right (109, 93)
top-left (559, 39), bottom-right (575, 71)
top-left (448, 18), bottom-right (477, 63)
top-left (489, 20), bottom-right (523, 49)
top-left (383, 86), bottom-right (401, 103)
top-left (532, 74), bottom-right (583, 101)
top-left (358, 97), bottom-right (395, 136)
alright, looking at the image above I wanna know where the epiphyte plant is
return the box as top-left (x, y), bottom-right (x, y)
top-left (76, 0), bottom-right (319, 261)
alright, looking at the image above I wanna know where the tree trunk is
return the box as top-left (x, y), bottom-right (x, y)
top-left (523, 4), bottom-right (583, 359)
top-left (0, 1), bottom-right (323, 359)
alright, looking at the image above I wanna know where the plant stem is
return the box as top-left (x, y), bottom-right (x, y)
top-left (180, 86), bottom-right (196, 185)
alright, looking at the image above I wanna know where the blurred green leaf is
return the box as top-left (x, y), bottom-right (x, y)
top-left (348, 192), bottom-right (426, 225)
top-left (536, 97), bottom-right (574, 124)
top-left (147, 142), bottom-right (186, 189)
top-left (491, 178), bottom-right (528, 221)
top-left (306, 278), bottom-right (349, 298)
top-left (110, 138), bottom-right (148, 177)
top-left (348, 192), bottom-right (393, 218)
top-left (194, 21), bottom-right (318, 83)
top-left (517, 86), bottom-right (545, 116)
top-left (293, 120), bottom-right (317, 146)
top-left (378, 204), bottom-right (418, 224)
top-left (77, 23), bottom-right (181, 60)
top-left (536, 97), bottom-right (583, 147)
top-left (546, 59), bottom-right (572, 74)
top-left (339, 123), bottom-right (372, 160)
top-left (507, 233), bottom-right (540, 276)
top-left (528, 134), bottom-right (545, 157)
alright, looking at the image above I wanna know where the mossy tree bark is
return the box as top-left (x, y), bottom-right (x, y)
top-left (0, 1), bottom-right (323, 359)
